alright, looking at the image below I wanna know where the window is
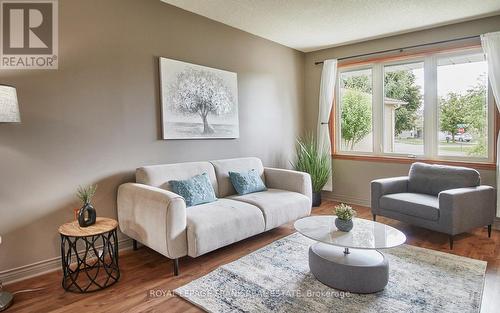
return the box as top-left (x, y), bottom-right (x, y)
top-left (383, 62), bottom-right (425, 155)
top-left (334, 47), bottom-right (494, 164)
top-left (339, 68), bottom-right (373, 152)
top-left (437, 53), bottom-right (489, 159)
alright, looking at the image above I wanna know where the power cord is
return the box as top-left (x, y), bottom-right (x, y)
top-left (1, 281), bottom-right (44, 295)
top-left (11, 288), bottom-right (45, 295)
top-left (0, 280), bottom-right (44, 312)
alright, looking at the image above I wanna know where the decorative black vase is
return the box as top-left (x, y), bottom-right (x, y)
top-left (312, 192), bottom-right (321, 207)
top-left (335, 218), bottom-right (353, 232)
top-left (78, 203), bottom-right (96, 227)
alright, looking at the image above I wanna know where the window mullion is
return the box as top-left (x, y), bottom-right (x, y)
top-left (424, 55), bottom-right (437, 159)
top-left (372, 63), bottom-right (384, 155)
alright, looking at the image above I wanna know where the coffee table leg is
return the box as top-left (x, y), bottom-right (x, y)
top-left (309, 242), bottom-right (389, 293)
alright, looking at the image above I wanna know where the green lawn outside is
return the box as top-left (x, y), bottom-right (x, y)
top-left (394, 138), bottom-right (485, 156)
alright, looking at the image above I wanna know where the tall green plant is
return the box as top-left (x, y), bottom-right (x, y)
top-left (291, 135), bottom-right (331, 193)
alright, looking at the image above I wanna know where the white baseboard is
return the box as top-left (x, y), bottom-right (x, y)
top-left (494, 218), bottom-right (500, 230)
top-left (0, 238), bottom-right (133, 285)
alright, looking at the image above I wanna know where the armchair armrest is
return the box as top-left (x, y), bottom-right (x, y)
top-left (438, 186), bottom-right (496, 235)
top-left (371, 176), bottom-right (408, 213)
top-left (117, 183), bottom-right (187, 259)
top-left (264, 167), bottom-right (312, 202)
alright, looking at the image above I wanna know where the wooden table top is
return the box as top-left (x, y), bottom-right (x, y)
top-left (58, 217), bottom-right (118, 237)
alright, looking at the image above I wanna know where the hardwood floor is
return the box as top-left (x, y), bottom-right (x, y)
top-left (5, 201), bottom-right (500, 313)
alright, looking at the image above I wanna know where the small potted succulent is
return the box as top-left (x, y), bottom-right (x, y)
top-left (334, 203), bottom-right (356, 232)
top-left (76, 184), bottom-right (97, 227)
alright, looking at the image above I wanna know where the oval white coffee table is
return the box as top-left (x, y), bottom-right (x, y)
top-left (294, 215), bottom-right (406, 293)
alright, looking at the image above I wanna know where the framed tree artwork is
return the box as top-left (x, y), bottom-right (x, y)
top-left (159, 57), bottom-right (239, 139)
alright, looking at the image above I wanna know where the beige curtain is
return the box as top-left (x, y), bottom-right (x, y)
top-left (317, 59), bottom-right (337, 191)
top-left (481, 32), bottom-right (500, 217)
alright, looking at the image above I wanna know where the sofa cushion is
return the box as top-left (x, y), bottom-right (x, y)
top-left (136, 161), bottom-right (219, 197)
top-left (186, 199), bottom-right (265, 257)
top-left (169, 173), bottom-right (217, 207)
top-left (229, 169), bottom-right (267, 195)
top-left (228, 188), bottom-right (311, 230)
top-left (211, 157), bottom-right (265, 197)
top-left (380, 192), bottom-right (439, 221)
top-left (408, 162), bottom-right (480, 196)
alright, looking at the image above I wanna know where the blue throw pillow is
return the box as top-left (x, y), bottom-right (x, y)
top-left (229, 169), bottom-right (267, 195)
top-left (169, 173), bottom-right (217, 207)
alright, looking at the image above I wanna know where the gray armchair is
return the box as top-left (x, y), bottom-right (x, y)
top-left (371, 162), bottom-right (496, 249)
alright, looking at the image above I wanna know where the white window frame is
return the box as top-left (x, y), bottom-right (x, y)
top-left (334, 48), bottom-right (495, 164)
top-left (433, 49), bottom-right (495, 163)
top-left (380, 57), bottom-right (426, 158)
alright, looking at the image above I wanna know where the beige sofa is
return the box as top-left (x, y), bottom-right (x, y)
top-left (117, 157), bottom-right (312, 275)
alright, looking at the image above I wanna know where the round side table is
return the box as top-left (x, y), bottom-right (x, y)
top-left (58, 217), bottom-right (120, 293)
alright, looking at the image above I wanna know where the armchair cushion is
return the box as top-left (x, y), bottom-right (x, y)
top-left (380, 193), bottom-right (439, 221)
top-left (408, 162), bottom-right (480, 196)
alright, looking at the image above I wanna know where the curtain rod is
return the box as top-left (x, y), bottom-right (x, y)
top-left (314, 35), bottom-right (480, 65)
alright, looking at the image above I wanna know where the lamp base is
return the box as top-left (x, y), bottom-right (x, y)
top-left (0, 291), bottom-right (13, 311)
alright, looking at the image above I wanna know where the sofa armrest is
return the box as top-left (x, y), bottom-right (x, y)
top-left (117, 183), bottom-right (187, 259)
top-left (264, 167), bottom-right (312, 201)
top-left (371, 176), bottom-right (409, 213)
top-left (438, 186), bottom-right (496, 235)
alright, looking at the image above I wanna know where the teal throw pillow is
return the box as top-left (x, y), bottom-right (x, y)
top-left (169, 173), bottom-right (217, 207)
top-left (229, 169), bottom-right (267, 195)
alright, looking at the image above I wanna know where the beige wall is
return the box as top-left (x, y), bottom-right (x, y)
top-left (304, 15), bottom-right (500, 205)
top-left (0, 0), bottom-right (305, 273)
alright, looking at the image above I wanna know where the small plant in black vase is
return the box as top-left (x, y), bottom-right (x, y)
top-left (76, 184), bottom-right (97, 227)
top-left (334, 203), bottom-right (356, 232)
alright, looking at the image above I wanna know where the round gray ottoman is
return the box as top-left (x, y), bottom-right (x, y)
top-left (308, 242), bottom-right (389, 293)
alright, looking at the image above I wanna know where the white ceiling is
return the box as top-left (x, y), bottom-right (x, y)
top-left (161, 0), bottom-right (500, 52)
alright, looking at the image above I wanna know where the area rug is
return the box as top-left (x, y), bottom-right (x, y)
top-left (174, 233), bottom-right (486, 313)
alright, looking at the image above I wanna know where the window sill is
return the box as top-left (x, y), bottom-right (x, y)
top-left (332, 154), bottom-right (496, 170)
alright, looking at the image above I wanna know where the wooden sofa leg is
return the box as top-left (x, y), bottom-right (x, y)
top-left (449, 236), bottom-right (453, 250)
top-left (372, 214), bottom-right (376, 221)
top-left (133, 239), bottom-right (138, 251)
top-left (173, 258), bottom-right (179, 276)
top-left (488, 225), bottom-right (492, 238)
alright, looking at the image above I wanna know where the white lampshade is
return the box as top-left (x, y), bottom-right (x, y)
top-left (0, 85), bottom-right (20, 122)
